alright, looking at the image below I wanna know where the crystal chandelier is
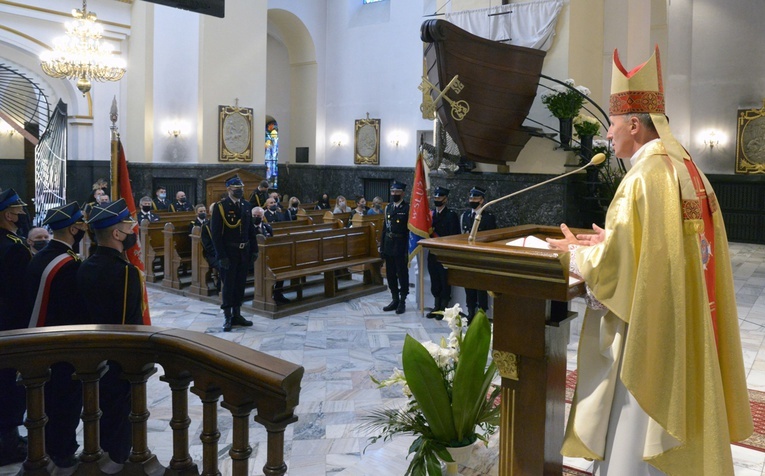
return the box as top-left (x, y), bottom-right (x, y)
top-left (40, 0), bottom-right (126, 95)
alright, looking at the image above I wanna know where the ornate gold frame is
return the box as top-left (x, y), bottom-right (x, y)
top-left (218, 104), bottom-right (253, 162)
top-left (735, 100), bottom-right (765, 174)
top-left (354, 114), bottom-right (380, 165)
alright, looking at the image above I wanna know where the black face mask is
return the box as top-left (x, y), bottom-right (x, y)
top-left (119, 230), bottom-right (138, 251)
top-left (253, 217), bottom-right (263, 225)
top-left (179, 197), bottom-right (187, 203)
top-left (392, 194), bottom-right (402, 203)
top-left (291, 201), bottom-right (299, 208)
top-left (32, 240), bottom-right (48, 251)
top-left (434, 199), bottom-right (445, 207)
top-left (197, 213), bottom-right (206, 220)
top-left (269, 205), bottom-right (278, 212)
top-left (73, 228), bottom-right (86, 246)
top-left (469, 201), bottom-right (480, 209)
top-left (141, 205), bottom-right (151, 213)
top-left (232, 189), bottom-right (244, 199)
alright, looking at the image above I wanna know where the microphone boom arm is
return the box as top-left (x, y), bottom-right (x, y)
top-left (467, 153), bottom-right (606, 244)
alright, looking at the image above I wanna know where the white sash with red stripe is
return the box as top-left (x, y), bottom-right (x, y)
top-left (28, 253), bottom-right (75, 328)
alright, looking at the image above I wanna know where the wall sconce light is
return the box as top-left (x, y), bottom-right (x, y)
top-left (0, 119), bottom-right (15, 136)
top-left (388, 132), bottom-right (404, 147)
top-left (330, 133), bottom-right (347, 147)
top-left (702, 130), bottom-right (722, 149)
top-left (166, 120), bottom-right (186, 138)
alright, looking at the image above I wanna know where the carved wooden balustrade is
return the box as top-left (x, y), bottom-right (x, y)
top-left (0, 325), bottom-right (304, 476)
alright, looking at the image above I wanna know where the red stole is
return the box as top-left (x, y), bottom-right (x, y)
top-left (683, 159), bottom-right (718, 343)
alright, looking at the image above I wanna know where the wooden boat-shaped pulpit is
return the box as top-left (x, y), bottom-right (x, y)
top-left (421, 225), bottom-right (586, 476)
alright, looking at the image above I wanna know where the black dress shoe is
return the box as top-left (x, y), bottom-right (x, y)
top-left (223, 316), bottom-right (232, 332)
top-left (232, 314), bottom-right (253, 327)
top-left (273, 293), bottom-right (291, 304)
top-left (396, 301), bottom-right (406, 314)
top-left (382, 300), bottom-right (399, 312)
top-left (426, 310), bottom-right (437, 319)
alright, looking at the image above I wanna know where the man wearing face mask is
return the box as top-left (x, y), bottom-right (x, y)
top-left (210, 175), bottom-right (256, 331)
top-left (0, 188), bottom-right (32, 465)
top-left (170, 190), bottom-right (193, 212)
top-left (152, 186), bottom-right (169, 211)
top-left (248, 180), bottom-right (271, 208)
top-left (24, 202), bottom-right (88, 469)
top-left (137, 196), bottom-right (160, 225)
top-left (380, 181), bottom-right (410, 314)
top-left (190, 204), bottom-right (220, 293)
top-left (460, 187), bottom-right (496, 323)
top-left (26, 227), bottom-right (51, 254)
top-left (426, 187), bottom-right (460, 319)
top-left (76, 198), bottom-right (143, 465)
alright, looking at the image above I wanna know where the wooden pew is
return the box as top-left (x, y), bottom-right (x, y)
top-left (189, 225), bottom-right (218, 297)
top-left (298, 208), bottom-right (327, 223)
top-left (272, 221), bottom-right (342, 236)
top-left (140, 211), bottom-right (196, 282)
top-left (269, 215), bottom-right (312, 229)
top-left (249, 224), bottom-right (385, 319)
top-left (351, 213), bottom-right (385, 247)
top-left (323, 211), bottom-right (351, 227)
top-left (162, 221), bottom-right (193, 289)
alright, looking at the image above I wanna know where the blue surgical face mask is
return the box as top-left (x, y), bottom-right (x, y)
top-left (159, 193), bottom-right (166, 200)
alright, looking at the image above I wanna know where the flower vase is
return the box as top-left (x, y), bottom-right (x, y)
top-left (441, 444), bottom-right (474, 476)
top-left (558, 117), bottom-right (573, 149)
top-left (579, 134), bottom-right (594, 162)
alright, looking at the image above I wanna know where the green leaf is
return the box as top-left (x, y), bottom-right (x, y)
top-left (451, 310), bottom-right (492, 441)
top-left (402, 334), bottom-right (457, 443)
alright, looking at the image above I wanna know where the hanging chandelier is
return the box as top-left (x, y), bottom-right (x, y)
top-left (40, 0), bottom-right (126, 95)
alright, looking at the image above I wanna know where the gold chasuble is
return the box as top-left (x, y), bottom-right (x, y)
top-left (561, 47), bottom-right (752, 475)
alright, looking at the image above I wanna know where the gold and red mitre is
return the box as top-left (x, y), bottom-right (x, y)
top-left (610, 45), bottom-right (689, 162)
top-left (609, 46), bottom-right (664, 116)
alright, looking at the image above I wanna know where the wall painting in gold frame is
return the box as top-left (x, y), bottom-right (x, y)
top-left (736, 100), bottom-right (765, 174)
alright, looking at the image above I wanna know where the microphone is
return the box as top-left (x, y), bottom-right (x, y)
top-left (467, 153), bottom-right (607, 244)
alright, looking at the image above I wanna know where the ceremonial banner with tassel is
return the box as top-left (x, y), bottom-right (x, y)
top-left (407, 151), bottom-right (432, 265)
top-left (117, 139), bottom-right (151, 325)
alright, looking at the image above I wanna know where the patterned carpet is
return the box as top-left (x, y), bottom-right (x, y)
top-left (565, 370), bottom-right (765, 453)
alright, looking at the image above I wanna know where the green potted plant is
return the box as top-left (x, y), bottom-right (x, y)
top-left (573, 114), bottom-right (602, 161)
top-left (541, 79), bottom-right (591, 148)
top-left (361, 305), bottom-right (500, 475)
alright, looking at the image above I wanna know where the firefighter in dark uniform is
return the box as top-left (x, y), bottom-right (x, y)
top-left (152, 185), bottom-right (170, 211)
top-left (24, 202), bottom-right (88, 469)
top-left (210, 175), bottom-right (257, 331)
top-left (170, 190), bottom-right (193, 212)
top-left (191, 203), bottom-right (221, 293)
top-left (460, 186), bottom-right (497, 323)
top-left (0, 189), bottom-right (31, 465)
top-left (380, 181), bottom-right (410, 314)
top-left (76, 198), bottom-right (144, 464)
top-left (426, 187), bottom-right (460, 319)
top-left (248, 180), bottom-right (270, 208)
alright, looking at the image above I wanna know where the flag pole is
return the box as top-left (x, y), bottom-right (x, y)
top-left (418, 246), bottom-right (425, 315)
top-left (109, 96), bottom-right (119, 199)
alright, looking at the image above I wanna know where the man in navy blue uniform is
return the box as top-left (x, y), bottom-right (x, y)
top-left (77, 199), bottom-right (144, 464)
top-left (380, 181), bottom-right (410, 314)
top-left (426, 187), bottom-right (460, 319)
top-left (0, 188), bottom-right (31, 465)
top-left (460, 186), bottom-right (497, 323)
top-left (25, 202), bottom-right (88, 469)
top-left (210, 175), bottom-right (258, 331)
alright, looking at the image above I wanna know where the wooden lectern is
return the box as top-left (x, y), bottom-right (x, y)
top-left (421, 225), bottom-right (586, 476)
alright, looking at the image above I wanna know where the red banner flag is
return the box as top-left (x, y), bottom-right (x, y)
top-left (118, 139), bottom-right (151, 325)
top-left (407, 151), bottom-right (433, 264)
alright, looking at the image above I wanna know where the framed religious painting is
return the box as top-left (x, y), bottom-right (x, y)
top-left (735, 101), bottom-right (765, 174)
top-left (355, 114), bottom-right (380, 165)
top-left (218, 104), bottom-right (253, 162)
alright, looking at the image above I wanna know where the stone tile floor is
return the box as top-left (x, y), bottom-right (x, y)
top-left (3, 242), bottom-right (765, 475)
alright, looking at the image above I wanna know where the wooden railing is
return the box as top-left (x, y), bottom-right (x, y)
top-left (0, 325), bottom-right (304, 476)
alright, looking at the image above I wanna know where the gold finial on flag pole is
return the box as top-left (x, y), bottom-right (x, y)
top-left (110, 96), bottom-right (119, 198)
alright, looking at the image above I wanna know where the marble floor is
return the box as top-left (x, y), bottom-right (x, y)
top-left (3, 242), bottom-right (765, 475)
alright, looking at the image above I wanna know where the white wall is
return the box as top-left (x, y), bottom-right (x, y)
top-left (152, 6), bottom-right (200, 163)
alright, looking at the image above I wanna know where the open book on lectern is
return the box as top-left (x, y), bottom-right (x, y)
top-left (505, 235), bottom-right (584, 285)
